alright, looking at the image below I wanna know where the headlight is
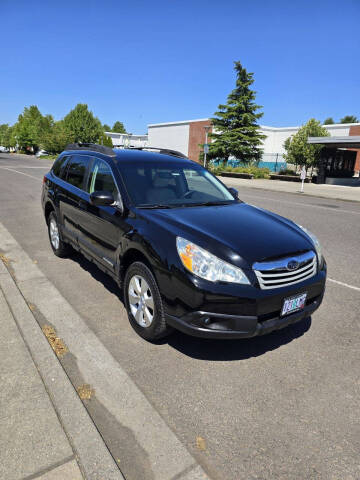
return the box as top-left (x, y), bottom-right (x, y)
top-left (297, 225), bottom-right (322, 266)
top-left (176, 237), bottom-right (250, 284)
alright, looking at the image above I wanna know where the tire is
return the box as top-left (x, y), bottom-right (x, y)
top-left (48, 211), bottom-right (72, 258)
top-left (124, 261), bottom-right (171, 341)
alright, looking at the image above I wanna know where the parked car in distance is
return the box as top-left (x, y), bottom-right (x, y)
top-left (42, 143), bottom-right (326, 341)
top-left (0, 146), bottom-right (9, 153)
top-left (36, 149), bottom-right (50, 158)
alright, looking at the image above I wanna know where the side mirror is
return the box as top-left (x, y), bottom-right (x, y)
top-left (90, 190), bottom-right (114, 206)
top-left (228, 187), bottom-right (239, 199)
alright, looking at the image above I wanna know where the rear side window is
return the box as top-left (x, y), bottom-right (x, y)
top-left (66, 155), bottom-right (89, 190)
top-left (52, 155), bottom-right (68, 179)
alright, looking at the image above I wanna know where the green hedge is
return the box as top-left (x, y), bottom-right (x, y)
top-left (209, 163), bottom-right (270, 179)
top-left (38, 155), bottom-right (57, 160)
top-left (278, 168), bottom-right (297, 176)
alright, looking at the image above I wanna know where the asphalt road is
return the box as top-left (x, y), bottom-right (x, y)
top-left (1, 153), bottom-right (359, 480)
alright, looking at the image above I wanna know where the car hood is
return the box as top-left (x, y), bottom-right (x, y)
top-left (140, 203), bottom-right (314, 268)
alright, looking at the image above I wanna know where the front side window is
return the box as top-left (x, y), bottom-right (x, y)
top-left (87, 158), bottom-right (119, 201)
top-left (66, 155), bottom-right (89, 189)
top-left (118, 161), bottom-right (235, 207)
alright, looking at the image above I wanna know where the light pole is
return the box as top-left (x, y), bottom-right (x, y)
top-left (203, 125), bottom-right (211, 168)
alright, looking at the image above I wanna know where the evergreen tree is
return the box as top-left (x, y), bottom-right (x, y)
top-left (103, 124), bottom-right (111, 132)
top-left (98, 133), bottom-right (113, 147)
top-left (340, 115), bottom-right (358, 124)
top-left (112, 121), bottom-right (126, 133)
top-left (63, 104), bottom-right (103, 144)
top-left (323, 117), bottom-right (334, 125)
top-left (208, 61), bottom-right (265, 164)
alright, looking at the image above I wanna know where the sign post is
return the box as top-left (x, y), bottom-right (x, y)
top-left (300, 166), bottom-right (306, 193)
top-left (203, 125), bottom-right (211, 168)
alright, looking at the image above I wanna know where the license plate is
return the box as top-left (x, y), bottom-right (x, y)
top-left (281, 293), bottom-right (307, 316)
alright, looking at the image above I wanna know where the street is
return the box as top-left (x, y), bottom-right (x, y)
top-left (1, 153), bottom-right (359, 480)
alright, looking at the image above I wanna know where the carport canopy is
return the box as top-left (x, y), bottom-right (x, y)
top-left (308, 136), bottom-right (360, 148)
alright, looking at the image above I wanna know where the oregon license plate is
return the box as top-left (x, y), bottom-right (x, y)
top-left (281, 293), bottom-right (307, 316)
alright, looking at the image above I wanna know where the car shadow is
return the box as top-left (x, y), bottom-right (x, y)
top-left (70, 252), bottom-right (124, 300)
top-left (69, 252), bottom-right (312, 361)
top-left (164, 317), bottom-right (312, 361)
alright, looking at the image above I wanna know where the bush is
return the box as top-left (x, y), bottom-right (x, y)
top-left (208, 162), bottom-right (270, 179)
top-left (39, 155), bottom-right (57, 160)
top-left (278, 168), bottom-right (297, 176)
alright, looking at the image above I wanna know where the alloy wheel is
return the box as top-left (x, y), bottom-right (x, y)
top-left (49, 218), bottom-right (60, 250)
top-left (128, 274), bottom-right (154, 327)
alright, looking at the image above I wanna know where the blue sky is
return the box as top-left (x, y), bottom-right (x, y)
top-left (0, 0), bottom-right (359, 133)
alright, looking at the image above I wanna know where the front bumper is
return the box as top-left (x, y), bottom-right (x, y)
top-left (165, 291), bottom-right (323, 338)
top-left (163, 266), bottom-right (326, 339)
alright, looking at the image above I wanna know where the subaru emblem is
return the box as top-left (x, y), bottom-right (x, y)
top-left (287, 260), bottom-right (299, 271)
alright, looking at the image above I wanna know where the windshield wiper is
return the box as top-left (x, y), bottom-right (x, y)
top-left (184, 201), bottom-right (234, 207)
top-left (137, 204), bottom-right (173, 209)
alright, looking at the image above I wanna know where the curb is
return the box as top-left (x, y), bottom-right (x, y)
top-left (0, 259), bottom-right (125, 480)
top-left (221, 178), bottom-right (360, 204)
top-left (0, 222), bottom-right (211, 480)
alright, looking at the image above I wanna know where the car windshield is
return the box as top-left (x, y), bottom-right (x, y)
top-left (118, 161), bottom-right (236, 207)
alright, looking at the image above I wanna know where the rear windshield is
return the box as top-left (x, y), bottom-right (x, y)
top-left (118, 161), bottom-right (234, 207)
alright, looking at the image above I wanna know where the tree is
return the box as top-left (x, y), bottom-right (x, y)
top-left (0, 124), bottom-right (10, 145)
top-left (1, 125), bottom-right (17, 150)
top-left (98, 133), bottom-right (113, 147)
top-left (15, 106), bottom-right (53, 153)
top-left (41, 121), bottom-right (74, 154)
top-left (112, 121), bottom-right (126, 133)
top-left (103, 124), bottom-right (111, 132)
top-left (207, 61), bottom-right (265, 164)
top-left (323, 117), bottom-right (334, 125)
top-left (0, 124), bottom-right (16, 149)
top-left (340, 115), bottom-right (358, 124)
top-left (283, 118), bottom-right (330, 170)
top-left (63, 104), bottom-right (103, 144)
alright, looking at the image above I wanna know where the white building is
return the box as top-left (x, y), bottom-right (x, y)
top-left (105, 132), bottom-right (148, 148)
top-left (105, 120), bottom-right (360, 172)
top-left (147, 118), bottom-right (360, 171)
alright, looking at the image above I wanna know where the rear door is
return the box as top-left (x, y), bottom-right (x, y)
top-left (77, 157), bottom-right (123, 271)
top-left (61, 155), bottom-right (91, 244)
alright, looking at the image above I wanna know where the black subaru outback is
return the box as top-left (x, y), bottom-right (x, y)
top-left (42, 144), bottom-right (326, 341)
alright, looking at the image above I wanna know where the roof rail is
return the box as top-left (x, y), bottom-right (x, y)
top-left (127, 146), bottom-right (188, 159)
top-left (65, 143), bottom-right (116, 157)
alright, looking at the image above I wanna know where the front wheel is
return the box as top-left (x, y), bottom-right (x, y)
top-left (48, 211), bottom-right (72, 257)
top-left (124, 262), bottom-right (171, 341)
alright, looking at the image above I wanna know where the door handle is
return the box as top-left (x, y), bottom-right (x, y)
top-left (78, 200), bottom-right (87, 210)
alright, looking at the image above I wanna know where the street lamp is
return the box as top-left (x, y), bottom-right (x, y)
top-left (203, 125), bottom-right (211, 168)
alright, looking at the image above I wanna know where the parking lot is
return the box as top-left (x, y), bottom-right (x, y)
top-left (1, 153), bottom-right (359, 480)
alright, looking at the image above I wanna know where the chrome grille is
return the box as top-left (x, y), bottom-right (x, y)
top-left (253, 251), bottom-right (317, 290)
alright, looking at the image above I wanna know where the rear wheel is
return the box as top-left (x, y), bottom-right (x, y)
top-left (124, 262), bottom-right (171, 341)
top-left (48, 211), bottom-right (72, 257)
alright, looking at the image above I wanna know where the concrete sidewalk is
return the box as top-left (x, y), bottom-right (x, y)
top-left (0, 258), bottom-right (124, 480)
top-left (0, 222), bottom-right (210, 480)
top-left (220, 177), bottom-right (360, 202)
top-left (0, 282), bottom-right (83, 479)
